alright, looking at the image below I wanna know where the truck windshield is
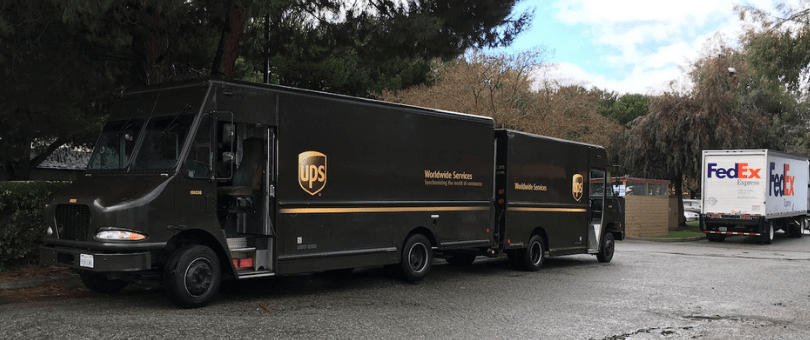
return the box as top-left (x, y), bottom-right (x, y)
top-left (130, 114), bottom-right (196, 170)
top-left (87, 118), bottom-right (145, 170)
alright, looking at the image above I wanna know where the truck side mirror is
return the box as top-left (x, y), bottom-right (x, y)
top-left (222, 151), bottom-right (235, 164)
top-left (221, 123), bottom-right (235, 146)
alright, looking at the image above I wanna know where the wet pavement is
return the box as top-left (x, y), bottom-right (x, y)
top-left (1, 235), bottom-right (809, 339)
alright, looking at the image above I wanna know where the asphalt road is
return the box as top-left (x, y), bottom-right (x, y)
top-left (2, 233), bottom-right (810, 340)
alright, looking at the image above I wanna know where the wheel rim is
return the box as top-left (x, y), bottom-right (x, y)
top-left (769, 223), bottom-right (775, 240)
top-left (529, 241), bottom-right (542, 265)
top-left (184, 257), bottom-right (213, 297)
top-left (408, 243), bottom-right (428, 273)
top-left (604, 237), bottom-right (614, 257)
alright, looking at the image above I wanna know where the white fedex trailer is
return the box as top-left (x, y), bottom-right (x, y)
top-left (700, 149), bottom-right (809, 243)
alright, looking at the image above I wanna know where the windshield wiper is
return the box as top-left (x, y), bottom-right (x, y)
top-left (117, 109), bottom-right (145, 135)
top-left (162, 104), bottom-right (193, 134)
top-left (105, 109), bottom-right (145, 148)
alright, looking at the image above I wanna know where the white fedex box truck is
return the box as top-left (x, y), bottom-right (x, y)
top-left (700, 149), bottom-right (809, 243)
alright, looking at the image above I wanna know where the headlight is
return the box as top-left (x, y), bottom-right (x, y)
top-left (95, 229), bottom-right (147, 241)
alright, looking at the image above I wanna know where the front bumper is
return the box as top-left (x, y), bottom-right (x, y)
top-left (40, 245), bottom-right (152, 272)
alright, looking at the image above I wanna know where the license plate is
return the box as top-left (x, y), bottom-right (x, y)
top-left (718, 227), bottom-right (727, 232)
top-left (80, 254), bottom-right (94, 268)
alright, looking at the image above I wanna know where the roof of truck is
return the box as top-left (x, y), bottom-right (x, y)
top-left (123, 77), bottom-right (495, 125)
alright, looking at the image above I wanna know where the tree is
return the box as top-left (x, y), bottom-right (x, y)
top-left (1, 0), bottom-right (531, 180)
top-left (736, 2), bottom-right (810, 155)
top-left (618, 45), bottom-right (769, 225)
top-left (0, 1), bottom-right (130, 180)
top-left (245, 0), bottom-right (533, 96)
top-left (381, 49), bottom-right (622, 147)
top-left (600, 94), bottom-right (649, 126)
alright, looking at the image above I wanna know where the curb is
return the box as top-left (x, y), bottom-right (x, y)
top-left (627, 236), bottom-right (705, 243)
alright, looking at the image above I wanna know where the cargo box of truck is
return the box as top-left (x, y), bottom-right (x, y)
top-left (700, 149), bottom-right (810, 243)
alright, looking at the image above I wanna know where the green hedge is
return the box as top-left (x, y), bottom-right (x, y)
top-left (0, 181), bottom-right (71, 270)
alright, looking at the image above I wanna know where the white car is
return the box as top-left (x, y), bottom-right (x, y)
top-left (683, 199), bottom-right (701, 213)
top-left (684, 210), bottom-right (699, 222)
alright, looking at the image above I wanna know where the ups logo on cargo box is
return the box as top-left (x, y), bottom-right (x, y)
top-left (572, 174), bottom-right (584, 201)
top-left (299, 151), bottom-right (327, 195)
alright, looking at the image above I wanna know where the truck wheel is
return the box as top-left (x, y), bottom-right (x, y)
top-left (596, 232), bottom-right (615, 262)
top-left (79, 271), bottom-right (128, 293)
top-left (760, 222), bottom-right (775, 244)
top-left (519, 235), bottom-right (545, 271)
top-left (163, 245), bottom-right (221, 309)
top-left (445, 253), bottom-right (476, 266)
top-left (400, 234), bottom-right (432, 282)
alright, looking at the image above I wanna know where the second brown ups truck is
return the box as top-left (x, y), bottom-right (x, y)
top-left (40, 78), bottom-right (624, 308)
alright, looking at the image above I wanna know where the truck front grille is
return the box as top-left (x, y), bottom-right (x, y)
top-left (55, 204), bottom-right (91, 241)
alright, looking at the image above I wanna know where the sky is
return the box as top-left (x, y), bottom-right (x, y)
top-left (505, 0), bottom-right (797, 95)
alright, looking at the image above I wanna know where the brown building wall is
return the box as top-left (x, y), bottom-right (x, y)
top-left (625, 195), bottom-right (676, 237)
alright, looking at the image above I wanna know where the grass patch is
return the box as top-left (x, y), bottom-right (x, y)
top-left (650, 221), bottom-right (704, 239)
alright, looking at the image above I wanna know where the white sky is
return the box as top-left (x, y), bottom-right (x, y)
top-left (505, 0), bottom-right (801, 95)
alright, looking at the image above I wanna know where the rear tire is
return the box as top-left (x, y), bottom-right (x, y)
top-left (519, 235), bottom-right (545, 271)
top-left (400, 234), bottom-right (432, 282)
top-left (163, 245), bottom-right (221, 309)
top-left (760, 222), bottom-right (775, 244)
top-left (79, 271), bottom-right (128, 294)
top-left (596, 232), bottom-right (615, 262)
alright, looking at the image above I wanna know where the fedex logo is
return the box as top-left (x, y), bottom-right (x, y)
top-left (707, 163), bottom-right (761, 179)
top-left (769, 162), bottom-right (795, 197)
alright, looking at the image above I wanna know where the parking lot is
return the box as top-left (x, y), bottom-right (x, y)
top-left (2, 234), bottom-right (810, 339)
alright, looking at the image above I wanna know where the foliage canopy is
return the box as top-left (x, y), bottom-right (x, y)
top-left (0, 0), bottom-right (531, 180)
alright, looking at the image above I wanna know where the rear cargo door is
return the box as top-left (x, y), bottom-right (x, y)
top-left (702, 151), bottom-right (767, 216)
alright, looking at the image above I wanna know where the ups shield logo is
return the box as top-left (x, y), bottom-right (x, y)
top-left (572, 174), bottom-right (584, 201)
top-left (298, 151), bottom-right (327, 195)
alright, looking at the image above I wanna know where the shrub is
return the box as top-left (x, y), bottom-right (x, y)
top-left (0, 181), bottom-right (71, 270)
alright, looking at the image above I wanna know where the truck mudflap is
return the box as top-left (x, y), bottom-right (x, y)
top-left (40, 246), bottom-right (152, 272)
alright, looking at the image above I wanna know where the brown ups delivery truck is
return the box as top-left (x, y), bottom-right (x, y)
top-left (41, 78), bottom-right (624, 308)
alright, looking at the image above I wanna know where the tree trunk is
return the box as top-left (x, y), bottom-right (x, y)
top-left (130, 2), bottom-right (173, 85)
top-left (673, 176), bottom-right (686, 226)
top-left (211, 3), bottom-right (245, 78)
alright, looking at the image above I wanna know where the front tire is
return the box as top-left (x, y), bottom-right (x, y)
top-left (400, 234), bottom-right (433, 282)
top-left (79, 271), bottom-right (128, 293)
top-left (596, 232), bottom-right (615, 262)
top-left (163, 245), bottom-right (221, 309)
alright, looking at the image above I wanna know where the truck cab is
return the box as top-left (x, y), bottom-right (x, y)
top-left (41, 81), bottom-right (277, 307)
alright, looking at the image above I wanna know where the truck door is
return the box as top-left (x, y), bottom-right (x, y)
top-left (176, 114), bottom-right (217, 230)
top-left (588, 169), bottom-right (606, 252)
